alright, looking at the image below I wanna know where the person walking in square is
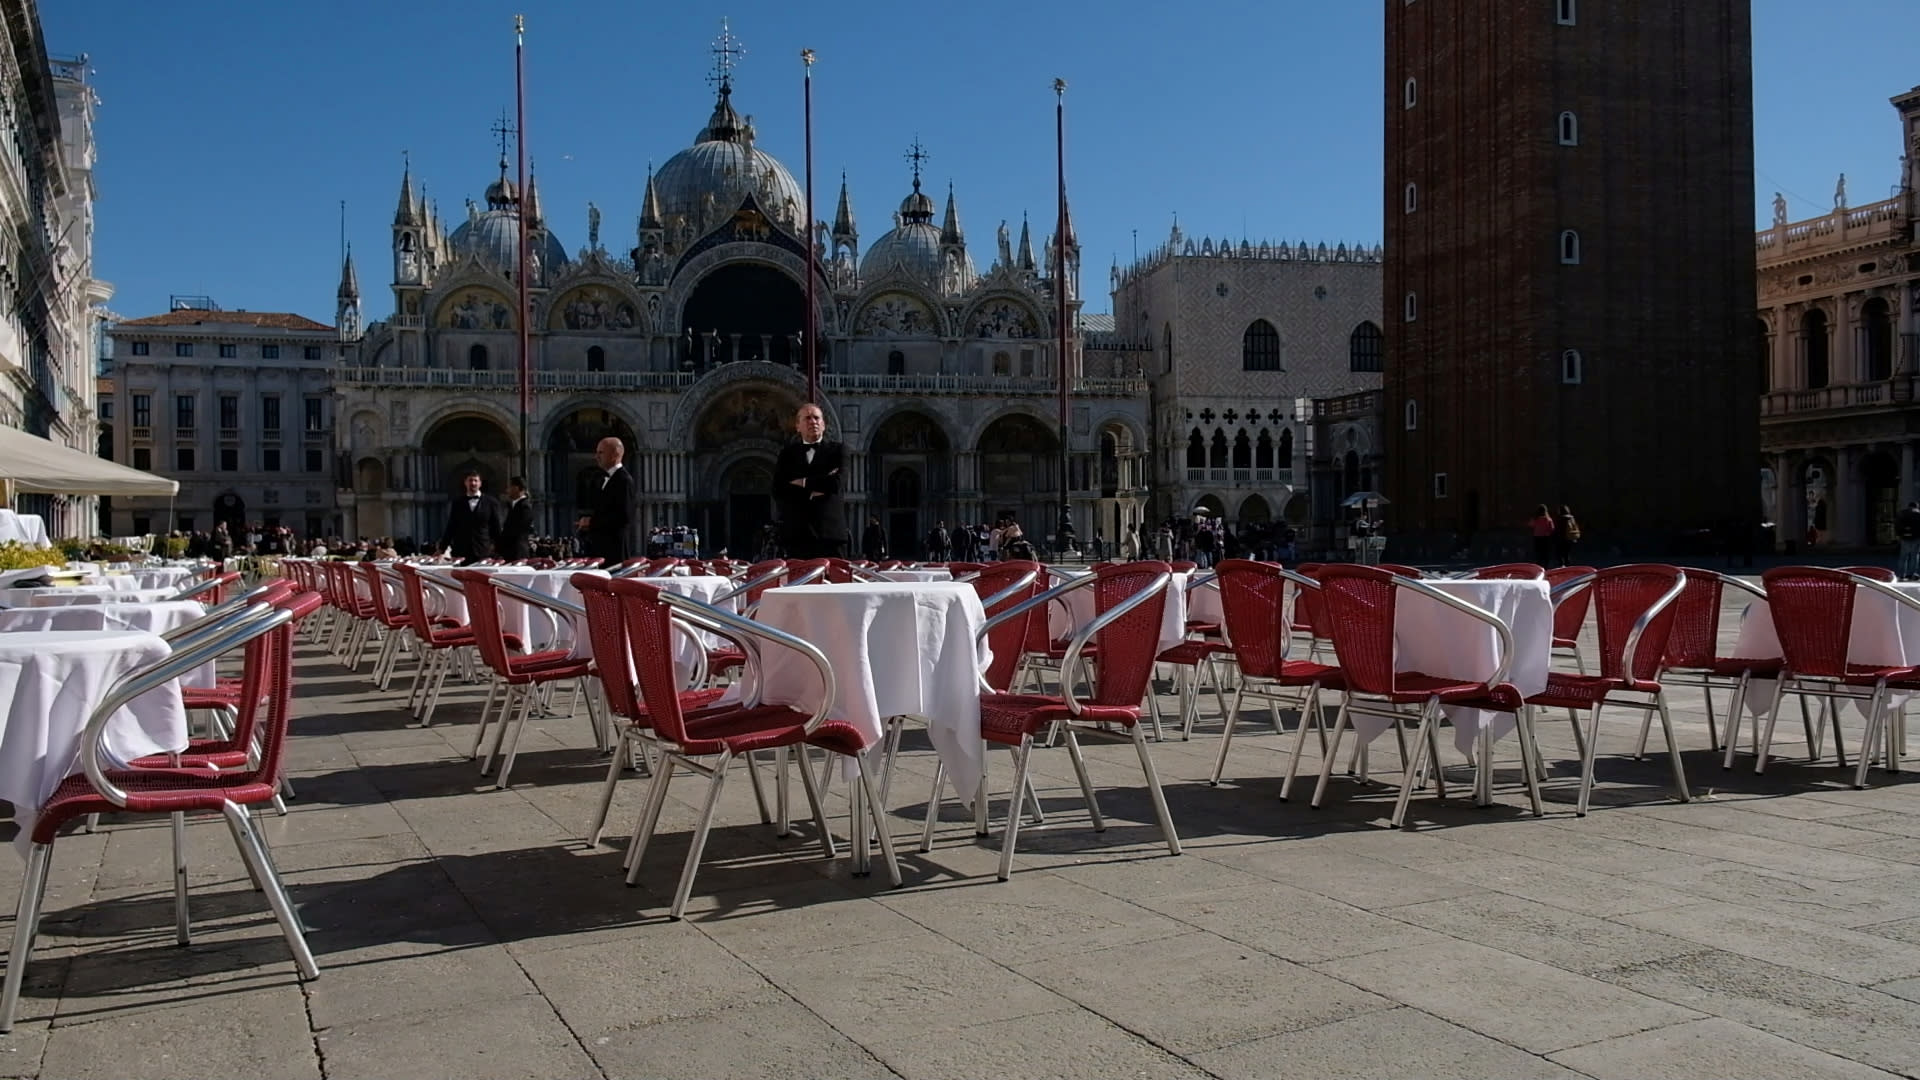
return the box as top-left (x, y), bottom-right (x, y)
top-left (1897, 501), bottom-right (1920, 579)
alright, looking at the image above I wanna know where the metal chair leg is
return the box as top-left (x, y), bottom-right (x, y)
top-left (1655, 692), bottom-right (1691, 803)
top-left (669, 752), bottom-right (734, 919)
top-left (587, 735), bottom-right (628, 846)
top-left (1133, 724), bottom-right (1181, 855)
top-left (1209, 685), bottom-right (1249, 785)
top-left (625, 755), bottom-right (678, 878)
top-left (1060, 727), bottom-right (1105, 831)
top-left (1310, 701), bottom-right (1353, 808)
top-left (919, 759), bottom-right (947, 852)
top-left (220, 802), bottom-right (318, 981)
top-left (1390, 700), bottom-right (1437, 829)
top-left (854, 752), bottom-right (903, 888)
top-left (0, 844), bottom-right (55, 1033)
top-left (1576, 703), bottom-right (1606, 816)
top-left (171, 811), bottom-right (191, 945)
top-left (1278, 684), bottom-right (1324, 801)
top-left (996, 737), bottom-right (1037, 881)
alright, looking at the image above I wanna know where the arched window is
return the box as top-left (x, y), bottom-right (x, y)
top-left (1232, 429), bottom-right (1252, 469)
top-left (992, 350), bottom-right (1011, 376)
top-left (1559, 230), bottom-right (1581, 264)
top-left (1862, 298), bottom-right (1894, 381)
top-left (1757, 319), bottom-right (1772, 392)
top-left (1404, 292), bottom-right (1417, 322)
top-left (1801, 308), bottom-right (1830, 389)
top-left (586, 345), bottom-right (605, 372)
top-left (1558, 111), bottom-right (1579, 146)
top-left (887, 349), bottom-right (906, 375)
top-left (1561, 348), bottom-right (1583, 384)
top-left (1404, 182), bottom-right (1417, 213)
top-left (1404, 399), bottom-right (1418, 431)
top-left (1349, 321), bottom-right (1384, 372)
top-left (468, 344), bottom-right (489, 370)
top-left (1242, 319), bottom-right (1281, 371)
top-left (1404, 77), bottom-right (1417, 108)
top-left (1278, 428), bottom-right (1294, 466)
top-left (1162, 323), bottom-right (1174, 374)
top-left (1254, 429), bottom-right (1274, 469)
top-left (1186, 428), bottom-right (1206, 468)
top-left (1209, 428), bottom-right (1228, 469)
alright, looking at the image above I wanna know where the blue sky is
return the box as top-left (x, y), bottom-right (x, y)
top-left (43, 0), bottom-right (1917, 324)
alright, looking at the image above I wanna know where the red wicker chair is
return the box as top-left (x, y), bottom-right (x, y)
top-left (1207, 559), bottom-right (1346, 795)
top-left (971, 562), bottom-right (1182, 879)
top-left (574, 573), bottom-right (734, 847)
top-left (1644, 568), bottom-right (1778, 758)
top-left (1311, 565), bottom-right (1537, 827)
top-left (1743, 567), bottom-right (1918, 786)
top-left (1523, 565), bottom-right (1690, 815)
top-left (1, 592), bottom-right (323, 1033)
top-left (452, 569), bottom-right (595, 789)
top-left (608, 577), bottom-right (898, 917)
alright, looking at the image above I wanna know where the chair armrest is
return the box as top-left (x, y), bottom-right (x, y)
top-left (1715, 573), bottom-right (1767, 601)
top-left (656, 592), bottom-right (839, 734)
top-left (715, 566), bottom-right (787, 607)
top-left (980, 570), bottom-right (1040, 612)
top-left (167, 576), bottom-right (223, 603)
top-left (487, 578), bottom-right (583, 647)
top-left (1621, 574), bottom-right (1688, 679)
top-left (82, 605), bottom-right (295, 808)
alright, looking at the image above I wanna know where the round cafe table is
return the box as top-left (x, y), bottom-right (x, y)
top-left (0, 602), bottom-right (215, 687)
top-left (0, 630), bottom-right (189, 856)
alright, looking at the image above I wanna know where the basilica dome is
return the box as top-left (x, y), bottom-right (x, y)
top-left (652, 84), bottom-right (805, 233)
top-left (861, 181), bottom-right (976, 289)
top-left (448, 170), bottom-right (570, 272)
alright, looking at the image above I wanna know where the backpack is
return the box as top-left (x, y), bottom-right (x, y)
top-left (1562, 515), bottom-right (1582, 543)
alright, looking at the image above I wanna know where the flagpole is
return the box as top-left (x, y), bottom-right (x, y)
top-left (1054, 77), bottom-right (1075, 556)
top-left (802, 48), bottom-right (817, 403)
top-left (514, 14), bottom-right (532, 483)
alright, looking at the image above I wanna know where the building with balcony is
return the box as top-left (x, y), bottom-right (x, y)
top-left (337, 40), bottom-right (1150, 558)
top-left (1757, 84), bottom-right (1920, 550)
top-left (105, 303), bottom-right (340, 539)
top-left (0, 4), bottom-right (113, 538)
top-left (1105, 222), bottom-right (1383, 534)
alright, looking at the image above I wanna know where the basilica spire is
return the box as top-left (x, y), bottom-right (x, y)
top-left (393, 155), bottom-right (419, 226)
top-left (1017, 213), bottom-right (1036, 271)
top-left (940, 181), bottom-right (964, 246)
top-left (640, 166), bottom-right (663, 230)
top-left (524, 164), bottom-right (543, 227)
top-left (831, 170), bottom-right (856, 243)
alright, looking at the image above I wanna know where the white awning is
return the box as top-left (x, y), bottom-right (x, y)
top-left (0, 425), bottom-right (179, 497)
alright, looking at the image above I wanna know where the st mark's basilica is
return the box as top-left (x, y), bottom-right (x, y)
top-left (333, 39), bottom-right (1153, 558)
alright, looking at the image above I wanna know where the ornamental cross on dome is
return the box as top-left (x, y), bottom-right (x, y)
top-left (490, 110), bottom-right (516, 162)
top-left (708, 18), bottom-right (745, 90)
top-left (904, 137), bottom-right (930, 189)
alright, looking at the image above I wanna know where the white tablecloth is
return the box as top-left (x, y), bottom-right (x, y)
top-left (746, 582), bottom-right (989, 793)
top-left (0, 630), bottom-right (190, 856)
top-left (1049, 570), bottom-right (1190, 655)
top-left (484, 568), bottom-right (603, 652)
top-left (1350, 579), bottom-right (1553, 755)
top-left (877, 569), bottom-right (952, 583)
top-left (1732, 583), bottom-right (1920, 718)
top-left (0, 510), bottom-right (49, 546)
top-left (27, 588), bottom-right (178, 608)
top-left (0, 602), bottom-right (214, 688)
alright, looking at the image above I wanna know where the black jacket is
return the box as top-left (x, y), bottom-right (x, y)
top-left (499, 496), bottom-right (535, 560)
top-left (439, 493), bottom-right (504, 561)
top-left (861, 523), bottom-right (888, 559)
top-left (583, 466), bottom-right (634, 562)
top-left (773, 440), bottom-right (849, 549)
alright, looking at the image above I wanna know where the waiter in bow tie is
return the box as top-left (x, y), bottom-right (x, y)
top-left (772, 403), bottom-right (848, 559)
top-left (576, 436), bottom-right (634, 566)
top-left (438, 469), bottom-right (504, 564)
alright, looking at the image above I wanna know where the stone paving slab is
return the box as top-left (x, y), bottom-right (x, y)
top-left (0, 587), bottom-right (1919, 1077)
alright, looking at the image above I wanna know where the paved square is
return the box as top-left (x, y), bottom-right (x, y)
top-left (3, 586), bottom-right (1919, 1079)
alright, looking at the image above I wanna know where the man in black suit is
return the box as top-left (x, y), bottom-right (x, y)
top-left (438, 470), bottom-right (504, 563)
top-left (772, 402), bottom-right (848, 558)
top-left (498, 477), bottom-right (535, 561)
top-left (576, 436), bottom-right (633, 565)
